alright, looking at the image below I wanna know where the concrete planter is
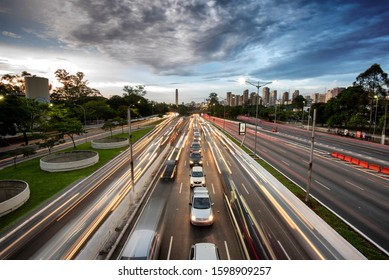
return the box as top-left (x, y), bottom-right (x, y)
top-left (91, 137), bottom-right (129, 149)
top-left (40, 150), bottom-right (99, 172)
top-left (0, 180), bottom-right (30, 218)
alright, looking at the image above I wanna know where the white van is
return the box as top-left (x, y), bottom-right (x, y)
top-left (190, 166), bottom-right (206, 188)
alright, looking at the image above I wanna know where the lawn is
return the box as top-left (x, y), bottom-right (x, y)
top-left (0, 128), bottom-right (152, 232)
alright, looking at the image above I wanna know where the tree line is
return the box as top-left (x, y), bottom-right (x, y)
top-left (0, 69), bottom-right (170, 149)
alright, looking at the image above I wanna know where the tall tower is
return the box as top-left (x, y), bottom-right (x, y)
top-left (175, 89), bottom-right (178, 107)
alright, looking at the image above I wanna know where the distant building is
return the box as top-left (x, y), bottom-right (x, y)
top-left (270, 90), bottom-right (277, 106)
top-left (292, 90), bottom-right (299, 101)
top-left (281, 91), bottom-right (289, 105)
top-left (326, 87), bottom-right (345, 102)
top-left (24, 76), bottom-right (50, 103)
top-left (262, 87), bottom-right (270, 106)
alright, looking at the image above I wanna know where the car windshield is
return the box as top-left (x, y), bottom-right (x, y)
top-left (193, 197), bottom-right (210, 209)
top-left (192, 171), bottom-right (203, 177)
top-left (192, 143), bottom-right (200, 148)
top-left (191, 153), bottom-right (201, 159)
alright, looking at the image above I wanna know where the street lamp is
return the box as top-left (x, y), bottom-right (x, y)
top-left (128, 106), bottom-right (135, 191)
top-left (373, 95), bottom-right (379, 136)
top-left (240, 79), bottom-right (272, 158)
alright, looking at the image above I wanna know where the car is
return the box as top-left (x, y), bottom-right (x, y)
top-left (189, 151), bottom-right (202, 167)
top-left (120, 230), bottom-right (161, 260)
top-left (193, 131), bottom-right (201, 141)
top-left (189, 187), bottom-right (214, 226)
top-left (161, 160), bottom-right (177, 181)
top-left (190, 166), bottom-right (206, 187)
top-left (190, 142), bottom-right (201, 153)
top-left (189, 243), bottom-right (220, 260)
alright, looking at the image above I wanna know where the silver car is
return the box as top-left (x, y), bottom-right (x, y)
top-left (189, 187), bottom-right (214, 226)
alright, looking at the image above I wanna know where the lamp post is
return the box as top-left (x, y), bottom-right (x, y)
top-left (373, 95), bottom-right (379, 136)
top-left (381, 96), bottom-right (388, 145)
top-left (241, 79), bottom-right (272, 158)
top-left (128, 106), bottom-right (135, 191)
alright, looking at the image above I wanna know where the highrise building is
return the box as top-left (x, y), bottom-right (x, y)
top-left (262, 87), bottom-right (270, 106)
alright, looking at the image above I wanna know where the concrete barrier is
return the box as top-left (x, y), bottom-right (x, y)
top-left (40, 150), bottom-right (99, 172)
top-left (91, 137), bottom-right (129, 149)
top-left (359, 161), bottom-right (369, 168)
top-left (331, 152), bottom-right (338, 158)
top-left (344, 155), bottom-right (352, 162)
top-left (0, 180), bottom-right (30, 218)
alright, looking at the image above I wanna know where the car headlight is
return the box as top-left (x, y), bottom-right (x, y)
top-left (191, 215), bottom-right (196, 221)
top-left (209, 215), bottom-right (214, 221)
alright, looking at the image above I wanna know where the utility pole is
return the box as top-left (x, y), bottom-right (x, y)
top-left (305, 109), bottom-right (317, 202)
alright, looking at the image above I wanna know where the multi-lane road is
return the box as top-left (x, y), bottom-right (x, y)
top-left (0, 113), bottom-right (386, 259)
top-left (207, 115), bottom-right (389, 255)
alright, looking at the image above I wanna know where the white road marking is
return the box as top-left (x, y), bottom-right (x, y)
top-left (315, 180), bottom-right (331, 190)
top-left (241, 183), bottom-right (250, 194)
top-left (224, 241), bottom-right (231, 260)
top-left (346, 180), bottom-right (364, 191)
top-left (167, 236), bottom-right (174, 260)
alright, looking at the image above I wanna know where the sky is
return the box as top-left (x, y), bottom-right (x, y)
top-left (1, 0), bottom-right (389, 104)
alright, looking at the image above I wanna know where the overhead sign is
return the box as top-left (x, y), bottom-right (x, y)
top-left (239, 123), bottom-right (246, 135)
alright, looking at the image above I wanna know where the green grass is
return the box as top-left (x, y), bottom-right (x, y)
top-left (0, 128), bottom-right (152, 232)
top-left (225, 132), bottom-right (388, 260)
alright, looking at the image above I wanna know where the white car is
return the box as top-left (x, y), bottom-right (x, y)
top-left (189, 243), bottom-right (220, 260)
top-left (190, 166), bottom-right (206, 187)
top-left (189, 187), bottom-right (214, 226)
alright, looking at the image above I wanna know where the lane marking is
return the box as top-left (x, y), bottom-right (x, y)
top-left (315, 180), bottom-right (331, 190)
top-left (224, 241), bottom-right (231, 260)
top-left (212, 183), bottom-right (216, 194)
top-left (241, 183), bottom-right (250, 194)
top-left (346, 180), bottom-right (364, 191)
top-left (179, 182), bottom-right (183, 194)
top-left (167, 236), bottom-right (173, 260)
top-left (281, 160), bottom-right (290, 166)
top-left (277, 240), bottom-right (291, 260)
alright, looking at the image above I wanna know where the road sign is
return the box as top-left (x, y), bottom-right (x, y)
top-left (239, 123), bottom-right (246, 135)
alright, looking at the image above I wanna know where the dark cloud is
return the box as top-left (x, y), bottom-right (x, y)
top-left (1, 0), bottom-right (389, 84)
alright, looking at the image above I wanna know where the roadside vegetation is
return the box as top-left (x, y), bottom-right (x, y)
top-left (0, 129), bottom-right (152, 233)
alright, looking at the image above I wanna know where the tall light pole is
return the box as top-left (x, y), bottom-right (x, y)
top-left (128, 106), bottom-right (135, 191)
top-left (240, 79), bottom-right (272, 158)
top-left (381, 96), bottom-right (387, 145)
top-left (373, 95), bottom-right (379, 136)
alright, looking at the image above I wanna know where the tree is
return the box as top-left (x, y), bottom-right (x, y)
top-left (0, 72), bottom-right (30, 95)
top-left (51, 69), bottom-right (101, 103)
top-left (102, 120), bottom-right (115, 137)
top-left (49, 105), bottom-right (84, 148)
top-left (122, 85), bottom-right (146, 97)
top-left (354, 63), bottom-right (389, 131)
top-left (0, 95), bottom-right (48, 145)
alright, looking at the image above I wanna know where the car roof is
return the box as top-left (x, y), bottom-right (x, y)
top-left (192, 166), bottom-right (203, 171)
top-left (192, 243), bottom-right (219, 260)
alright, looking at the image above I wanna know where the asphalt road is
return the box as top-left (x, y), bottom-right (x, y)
top-left (207, 115), bottom-right (389, 255)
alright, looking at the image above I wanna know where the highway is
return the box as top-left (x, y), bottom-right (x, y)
top-left (207, 115), bottom-right (389, 255)
top-left (0, 116), bottom-right (181, 259)
top-left (113, 116), bottom-right (364, 260)
top-left (0, 114), bottom-right (374, 259)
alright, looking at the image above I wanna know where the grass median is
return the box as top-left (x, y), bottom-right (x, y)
top-left (0, 128), bottom-right (152, 233)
